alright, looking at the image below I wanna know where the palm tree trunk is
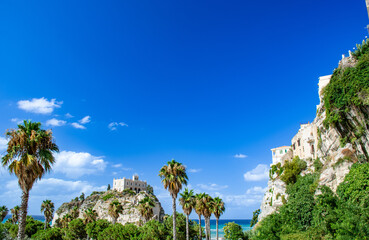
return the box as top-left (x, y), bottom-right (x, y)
top-left (198, 215), bottom-right (202, 239)
top-left (44, 217), bottom-right (47, 230)
top-left (216, 217), bottom-right (219, 240)
top-left (17, 190), bottom-right (29, 240)
top-left (186, 214), bottom-right (189, 240)
top-left (205, 217), bottom-right (211, 240)
top-left (172, 196), bottom-right (177, 240)
top-left (204, 217), bottom-right (208, 240)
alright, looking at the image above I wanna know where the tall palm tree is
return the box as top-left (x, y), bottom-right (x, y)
top-left (83, 207), bottom-right (98, 225)
top-left (11, 206), bottom-right (20, 224)
top-left (40, 199), bottom-right (54, 230)
top-left (195, 193), bottom-right (206, 239)
top-left (0, 206), bottom-right (8, 222)
top-left (212, 197), bottom-right (225, 240)
top-left (2, 120), bottom-right (59, 240)
top-left (137, 196), bottom-right (155, 223)
top-left (202, 194), bottom-right (213, 240)
top-left (108, 200), bottom-right (123, 224)
top-left (179, 188), bottom-right (195, 240)
top-left (159, 159), bottom-right (188, 240)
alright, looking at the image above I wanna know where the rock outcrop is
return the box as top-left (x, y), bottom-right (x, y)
top-left (52, 190), bottom-right (165, 226)
top-left (258, 53), bottom-right (369, 222)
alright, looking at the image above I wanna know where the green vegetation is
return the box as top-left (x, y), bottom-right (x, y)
top-left (223, 222), bottom-right (246, 240)
top-left (322, 39), bottom-right (369, 159)
top-left (313, 158), bottom-right (323, 172)
top-left (251, 162), bottom-right (369, 239)
top-left (250, 209), bottom-right (260, 227)
top-left (102, 193), bottom-right (115, 201)
top-left (280, 156), bottom-right (307, 185)
top-left (269, 162), bottom-right (283, 179)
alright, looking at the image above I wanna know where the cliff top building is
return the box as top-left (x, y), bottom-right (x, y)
top-left (113, 175), bottom-right (147, 193)
top-left (271, 146), bottom-right (291, 166)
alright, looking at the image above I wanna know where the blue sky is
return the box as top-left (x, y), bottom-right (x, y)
top-left (0, 0), bottom-right (368, 219)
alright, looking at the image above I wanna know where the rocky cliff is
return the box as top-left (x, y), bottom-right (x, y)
top-left (52, 190), bottom-right (165, 226)
top-left (258, 42), bottom-right (369, 222)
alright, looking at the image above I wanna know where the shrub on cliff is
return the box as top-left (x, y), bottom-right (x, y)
top-left (97, 223), bottom-right (141, 240)
top-left (280, 156), bottom-right (307, 185)
top-left (86, 219), bottom-right (112, 239)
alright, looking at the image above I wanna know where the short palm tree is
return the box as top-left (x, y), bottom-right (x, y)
top-left (202, 194), bottom-right (213, 240)
top-left (83, 207), bottom-right (98, 225)
top-left (159, 159), bottom-right (188, 240)
top-left (195, 193), bottom-right (206, 239)
top-left (108, 200), bottom-right (123, 224)
top-left (179, 188), bottom-right (195, 240)
top-left (2, 120), bottom-right (59, 240)
top-left (40, 199), bottom-right (54, 230)
top-left (11, 206), bottom-right (20, 224)
top-left (61, 213), bottom-right (72, 228)
top-left (212, 197), bottom-right (225, 240)
top-left (0, 206), bottom-right (8, 222)
top-left (137, 196), bottom-right (155, 223)
top-left (70, 206), bottom-right (79, 220)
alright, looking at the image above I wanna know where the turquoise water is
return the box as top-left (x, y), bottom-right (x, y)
top-left (195, 219), bottom-right (251, 239)
top-left (3, 216), bottom-right (251, 239)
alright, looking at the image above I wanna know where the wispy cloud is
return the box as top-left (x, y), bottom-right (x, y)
top-left (246, 186), bottom-right (267, 195)
top-left (197, 183), bottom-right (228, 191)
top-left (79, 116), bottom-right (91, 124)
top-left (108, 122), bottom-right (128, 131)
top-left (10, 118), bottom-right (23, 124)
top-left (243, 164), bottom-right (269, 181)
top-left (0, 137), bottom-right (7, 152)
top-left (188, 168), bottom-right (202, 173)
top-left (17, 98), bottom-right (62, 114)
top-left (65, 113), bottom-right (74, 118)
top-left (54, 151), bottom-right (106, 178)
top-left (234, 154), bottom-right (247, 159)
top-left (71, 122), bottom-right (86, 129)
top-left (46, 118), bottom-right (67, 127)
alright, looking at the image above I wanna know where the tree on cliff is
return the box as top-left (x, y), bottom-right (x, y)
top-left (159, 159), bottom-right (188, 240)
top-left (179, 188), bottom-right (195, 240)
top-left (40, 199), bottom-right (54, 230)
top-left (83, 208), bottom-right (98, 225)
top-left (2, 120), bottom-right (59, 240)
top-left (11, 206), bottom-right (20, 224)
top-left (137, 196), bottom-right (155, 223)
top-left (108, 200), bottom-right (123, 225)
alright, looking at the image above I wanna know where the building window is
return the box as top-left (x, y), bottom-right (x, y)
top-left (298, 139), bottom-right (301, 146)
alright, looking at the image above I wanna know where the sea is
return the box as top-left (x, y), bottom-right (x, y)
top-left (3, 216), bottom-right (251, 239)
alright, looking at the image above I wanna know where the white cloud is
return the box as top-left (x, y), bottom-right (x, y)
top-left (108, 122), bottom-right (128, 131)
top-left (234, 154), bottom-right (247, 159)
top-left (246, 186), bottom-right (268, 195)
top-left (10, 118), bottom-right (23, 124)
top-left (71, 122), bottom-right (86, 129)
top-left (0, 137), bottom-right (7, 152)
top-left (244, 164), bottom-right (269, 181)
top-left (188, 168), bottom-right (202, 173)
top-left (79, 116), bottom-right (91, 124)
top-left (17, 98), bottom-right (62, 114)
top-left (65, 113), bottom-right (74, 118)
top-left (197, 183), bottom-right (228, 191)
top-left (1, 178), bottom-right (106, 215)
top-left (113, 164), bottom-right (122, 168)
top-left (54, 151), bottom-right (106, 178)
top-left (46, 118), bottom-right (67, 127)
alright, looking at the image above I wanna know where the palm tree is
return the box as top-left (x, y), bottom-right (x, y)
top-left (137, 196), bottom-right (155, 223)
top-left (212, 197), bottom-right (225, 240)
top-left (11, 206), bottom-right (20, 224)
top-left (0, 206), bottom-right (8, 222)
top-left (2, 120), bottom-right (59, 240)
top-left (108, 200), bottom-right (123, 224)
top-left (61, 213), bottom-right (72, 228)
top-left (40, 199), bottom-right (54, 230)
top-left (179, 188), bottom-right (195, 240)
top-left (195, 193), bottom-right (206, 239)
top-left (70, 206), bottom-right (79, 220)
top-left (159, 159), bottom-right (188, 240)
top-left (202, 194), bottom-right (213, 240)
top-left (83, 207), bottom-right (98, 225)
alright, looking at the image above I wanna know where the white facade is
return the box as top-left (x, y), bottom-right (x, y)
top-left (271, 146), bottom-right (291, 166)
top-left (113, 175), bottom-right (147, 193)
top-left (291, 123), bottom-right (318, 160)
top-left (318, 75), bottom-right (332, 101)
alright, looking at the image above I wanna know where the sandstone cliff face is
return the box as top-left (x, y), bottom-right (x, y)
top-left (52, 190), bottom-right (165, 226)
top-left (258, 80), bottom-right (369, 222)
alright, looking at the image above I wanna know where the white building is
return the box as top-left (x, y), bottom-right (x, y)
top-left (113, 175), bottom-right (147, 193)
top-left (271, 146), bottom-right (291, 166)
